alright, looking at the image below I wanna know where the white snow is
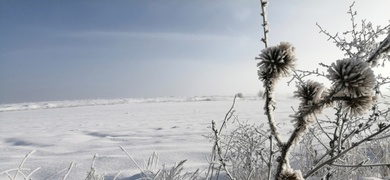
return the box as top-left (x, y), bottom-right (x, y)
top-left (0, 95), bottom-right (300, 179)
top-left (2, 94), bottom-right (388, 179)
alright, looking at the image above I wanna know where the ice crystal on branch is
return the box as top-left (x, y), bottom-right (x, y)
top-left (256, 42), bottom-right (296, 82)
top-left (327, 58), bottom-right (376, 97)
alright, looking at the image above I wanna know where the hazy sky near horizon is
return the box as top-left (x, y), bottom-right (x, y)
top-left (1, 1), bottom-right (389, 104)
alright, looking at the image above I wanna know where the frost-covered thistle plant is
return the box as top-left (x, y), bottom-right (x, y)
top-left (256, 42), bottom-right (296, 82)
top-left (272, 3), bottom-right (389, 178)
top-left (209, 1), bottom-right (390, 180)
top-left (256, 42), bottom-right (304, 179)
top-left (270, 2), bottom-right (389, 179)
top-left (254, 42), bottom-right (297, 148)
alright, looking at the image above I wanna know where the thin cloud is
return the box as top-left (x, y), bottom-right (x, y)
top-left (65, 30), bottom-right (249, 42)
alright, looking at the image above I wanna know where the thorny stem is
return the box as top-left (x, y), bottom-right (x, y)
top-left (260, 0), bottom-right (269, 48)
top-left (268, 136), bottom-right (273, 180)
top-left (264, 82), bottom-right (283, 146)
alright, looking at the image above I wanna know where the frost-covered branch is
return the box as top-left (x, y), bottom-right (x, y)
top-left (211, 120), bottom-right (234, 180)
top-left (219, 94), bottom-right (238, 135)
top-left (367, 32), bottom-right (390, 64)
top-left (332, 162), bottom-right (390, 168)
top-left (316, 23), bottom-right (354, 58)
top-left (304, 123), bottom-right (390, 178)
top-left (317, 2), bottom-right (390, 66)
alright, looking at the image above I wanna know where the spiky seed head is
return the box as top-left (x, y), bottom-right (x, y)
top-left (294, 80), bottom-right (327, 106)
top-left (343, 95), bottom-right (375, 117)
top-left (256, 42), bottom-right (296, 82)
top-left (327, 58), bottom-right (376, 97)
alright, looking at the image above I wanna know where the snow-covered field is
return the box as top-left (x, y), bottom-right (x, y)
top-left (0, 95), bottom-right (300, 179)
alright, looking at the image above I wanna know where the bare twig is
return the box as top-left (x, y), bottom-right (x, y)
top-left (219, 95), bottom-right (238, 135)
top-left (314, 114), bottom-right (332, 141)
top-left (308, 128), bottom-right (329, 151)
top-left (62, 162), bottom-right (74, 180)
top-left (120, 146), bottom-right (145, 176)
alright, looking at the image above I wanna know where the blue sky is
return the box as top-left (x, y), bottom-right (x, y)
top-left (1, 1), bottom-right (389, 104)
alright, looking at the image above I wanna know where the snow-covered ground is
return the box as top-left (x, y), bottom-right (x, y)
top-left (0, 95), bottom-right (300, 179)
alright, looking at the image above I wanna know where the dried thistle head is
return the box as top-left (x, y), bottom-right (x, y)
top-left (294, 80), bottom-right (327, 106)
top-left (343, 95), bottom-right (376, 117)
top-left (256, 42), bottom-right (296, 82)
top-left (327, 58), bottom-right (376, 97)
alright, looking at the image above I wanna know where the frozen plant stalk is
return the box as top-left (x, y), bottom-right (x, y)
top-left (256, 42), bottom-right (297, 147)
